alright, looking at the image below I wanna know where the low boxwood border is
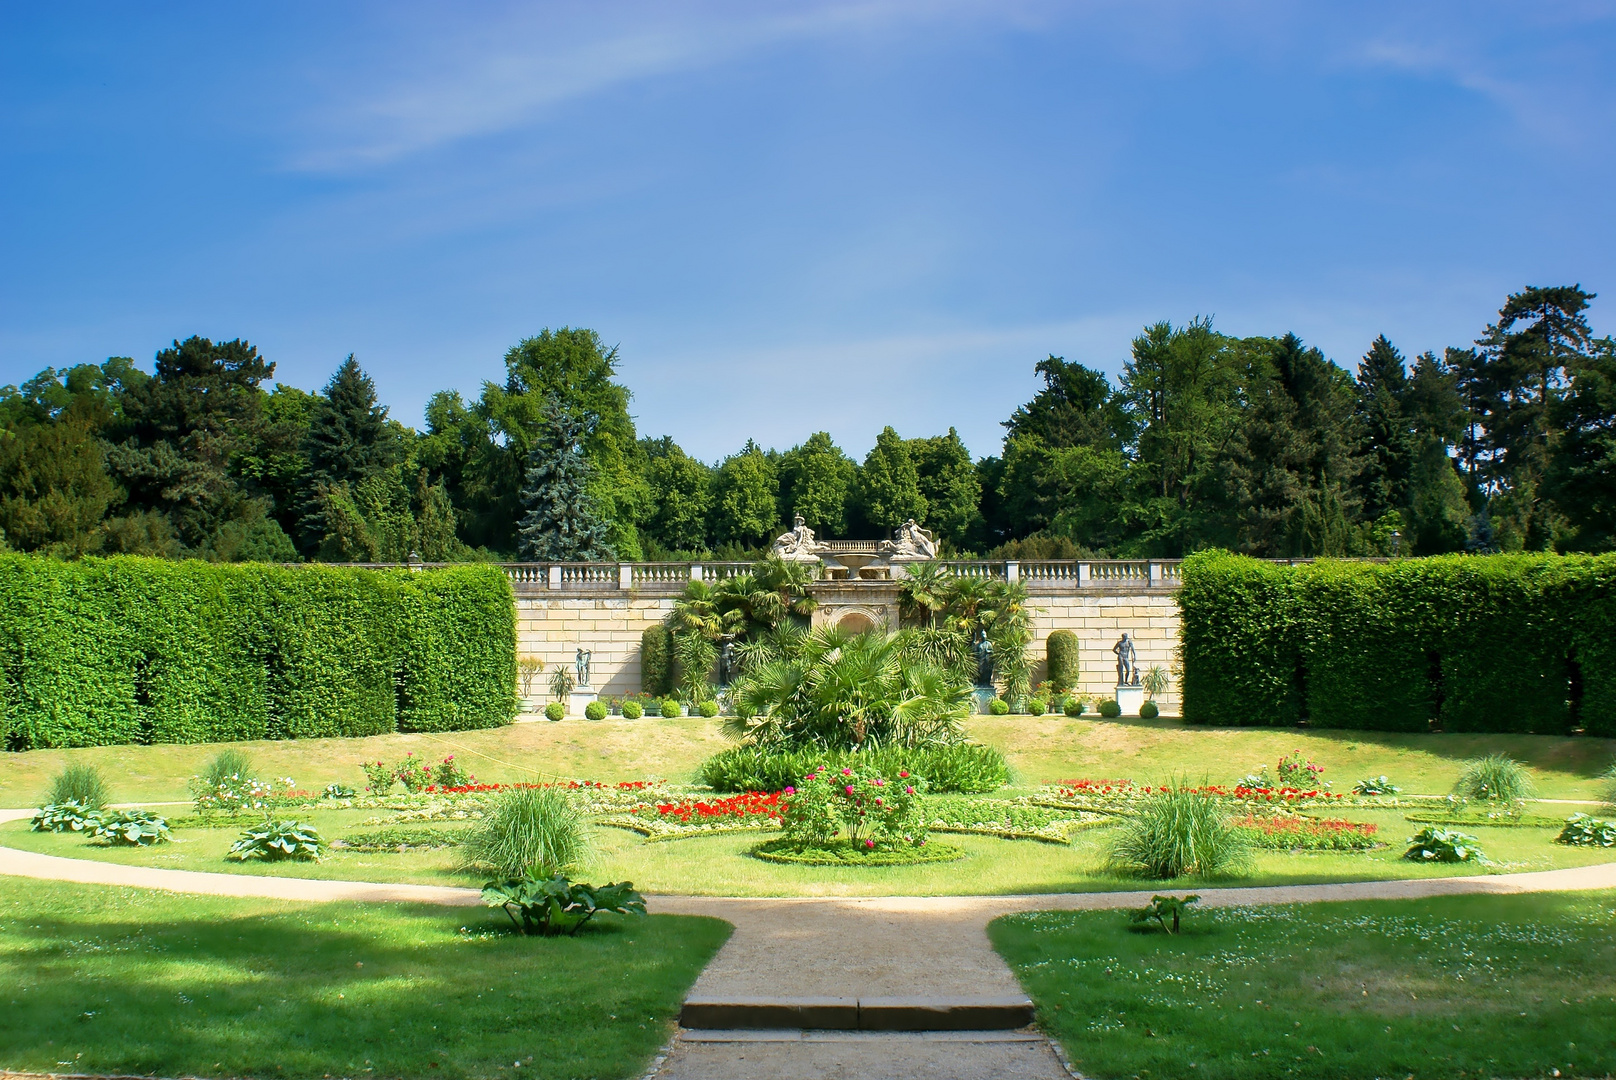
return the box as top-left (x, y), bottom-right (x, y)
top-left (749, 837), bottom-right (966, 866)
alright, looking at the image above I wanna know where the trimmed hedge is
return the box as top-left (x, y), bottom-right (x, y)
top-left (1046, 629), bottom-right (1079, 692)
top-left (640, 625), bottom-right (672, 698)
top-left (0, 555), bottom-right (517, 749)
top-left (1179, 550), bottom-right (1616, 736)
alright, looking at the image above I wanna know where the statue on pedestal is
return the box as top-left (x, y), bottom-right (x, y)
top-left (771, 514), bottom-right (823, 561)
top-left (973, 630), bottom-right (996, 688)
top-left (718, 640), bottom-right (737, 686)
top-left (575, 647), bottom-right (592, 689)
top-left (1112, 633), bottom-right (1138, 687)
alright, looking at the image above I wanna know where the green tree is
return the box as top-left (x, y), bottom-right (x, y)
top-left (712, 441), bottom-right (779, 547)
top-left (1003, 356), bottom-right (1131, 450)
top-left (1353, 335), bottom-right (1416, 522)
top-left (297, 356), bottom-right (403, 552)
top-left (0, 417), bottom-right (120, 555)
top-left (857, 426), bottom-right (926, 532)
top-left (1548, 332), bottom-right (1616, 550)
top-left (907, 428), bottom-right (982, 549)
top-left (641, 437), bottom-right (714, 554)
top-left (1405, 438), bottom-right (1471, 554)
top-left (517, 400), bottom-right (615, 562)
top-left (777, 431), bottom-right (855, 537)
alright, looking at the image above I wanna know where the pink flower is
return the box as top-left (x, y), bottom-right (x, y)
top-left (845, 785), bottom-right (855, 795)
top-left (874, 798), bottom-right (883, 806)
top-left (784, 786), bottom-right (796, 795)
top-left (865, 839), bottom-right (875, 848)
top-left (899, 771), bottom-right (909, 779)
top-left (842, 768), bottom-right (853, 776)
top-left (873, 778), bottom-right (885, 787)
top-left (905, 786), bottom-right (914, 794)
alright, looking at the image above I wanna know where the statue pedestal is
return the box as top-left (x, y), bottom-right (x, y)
top-left (1114, 685), bottom-right (1145, 717)
top-left (567, 690), bottom-right (598, 717)
top-left (972, 687), bottom-right (998, 714)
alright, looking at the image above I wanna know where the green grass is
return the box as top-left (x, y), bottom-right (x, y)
top-left (990, 890), bottom-right (1616, 1080)
top-left (0, 877), bottom-right (728, 1080)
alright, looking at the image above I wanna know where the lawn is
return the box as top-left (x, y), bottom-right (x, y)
top-left (0, 877), bottom-right (729, 1080)
top-left (6, 805), bottom-right (1612, 898)
top-left (990, 890), bottom-right (1616, 1080)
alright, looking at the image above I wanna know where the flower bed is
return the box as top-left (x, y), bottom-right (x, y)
top-left (750, 837), bottom-right (965, 866)
top-left (599, 791), bottom-right (785, 841)
top-left (1230, 814), bottom-right (1381, 851)
top-left (1037, 779), bottom-right (1349, 813)
top-left (924, 797), bottom-right (1113, 843)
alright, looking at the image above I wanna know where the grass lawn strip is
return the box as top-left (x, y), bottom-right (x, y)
top-left (0, 877), bottom-right (728, 1080)
top-left (990, 890), bottom-right (1616, 1080)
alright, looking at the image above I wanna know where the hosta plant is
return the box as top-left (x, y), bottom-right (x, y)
top-left (230, 819), bottom-right (322, 861)
top-left (30, 800), bottom-right (101, 833)
top-left (1556, 813), bottom-right (1616, 848)
top-left (87, 810), bottom-right (172, 847)
top-left (482, 875), bottom-right (646, 936)
top-left (1353, 776), bottom-right (1401, 796)
top-left (1403, 826), bottom-right (1483, 863)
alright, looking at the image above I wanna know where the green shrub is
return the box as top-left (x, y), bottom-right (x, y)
top-left (584, 700), bottom-right (607, 721)
top-left (229, 819), bottom-right (321, 861)
top-left (641, 625), bottom-right (673, 697)
top-left (988, 698), bottom-right (1010, 715)
top-left (1178, 551), bottom-right (1303, 726)
top-left (1556, 813), bottom-right (1616, 847)
top-left (1064, 697), bottom-right (1086, 717)
top-left (482, 876), bottom-right (646, 936)
top-left (545, 702), bottom-right (565, 722)
top-left (462, 786), bottom-right (588, 880)
top-left (30, 801), bottom-right (101, 833)
top-left (1105, 787), bottom-right (1248, 879)
top-left (621, 700), bottom-right (644, 720)
top-left (88, 809), bottom-right (172, 847)
top-left (1454, 754), bottom-right (1535, 803)
top-left (1599, 763), bottom-right (1616, 809)
top-left (698, 742), bottom-right (1009, 794)
top-left (1046, 630), bottom-right (1079, 692)
top-left (46, 764), bottom-right (109, 810)
top-left (660, 698), bottom-right (682, 719)
top-left (1403, 826), bottom-right (1483, 863)
top-left (780, 765), bottom-right (928, 851)
top-left (1098, 699), bottom-right (1121, 718)
top-left (0, 556), bottom-right (516, 748)
top-left (1139, 701), bottom-right (1160, 719)
top-left (698, 700), bottom-right (719, 718)
top-left (1353, 775), bottom-right (1401, 796)
top-left (1026, 696), bottom-right (1048, 716)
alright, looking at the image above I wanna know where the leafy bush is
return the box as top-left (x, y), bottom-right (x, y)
top-left (1139, 701), bottom-right (1160, 719)
top-left (1064, 697), bottom-right (1086, 717)
top-left (780, 765), bottom-right (928, 852)
top-left (432, 756), bottom-right (472, 787)
top-left (1027, 697), bottom-right (1048, 716)
top-left (1098, 699), bottom-right (1122, 718)
top-left (1403, 826), bottom-right (1483, 863)
top-left (545, 701), bottom-right (565, 722)
top-left (1353, 775), bottom-right (1402, 796)
top-left (1129, 894), bottom-right (1200, 934)
top-left (462, 786), bottom-right (588, 879)
top-left (0, 556), bottom-right (516, 749)
top-left (88, 809), bottom-right (172, 847)
top-left (482, 875), bottom-right (646, 936)
top-left (340, 826), bottom-right (468, 851)
top-left (699, 742), bottom-right (1009, 794)
top-left (46, 764), bottom-right (109, 810)
top-left (621, 700), bottom-right (644, 720)
top-left (584, 700), bottom-right (608, 721)
top-left (30, 801), bottom-right (101, 833)
top-left (989, 698), bottom-right (1010, 715)
top-left (190, 770), bottom-right (295, 816)
top-left (641, 625), bottom-right (673, 698)
top-left (660, 698), bottom-right (682, 719)
top-left (1556, 813), bottom-right (1616, 847)
top-left (1454, 754), bottom-right (1535, 803)
top-left (1046, 630), bottom-right (1079, 692)
top-left (698, 700), bottom-right (720, 718)
top-left (1105, 786), bottom-right (1248, 879)
top-left (229, 819), bottom-right (322, 861)
top-left (323, 783), bottom-right (357, 799)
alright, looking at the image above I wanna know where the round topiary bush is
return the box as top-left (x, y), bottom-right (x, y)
top-left (698, 700), bottom-right (719, 718)
top-left (989, 697), bottom-right (1010, 715)
top-left (1098, 699), bottom-right (1121, 718)
top-left (1046, 629), bottom-right (1079, 692)
top-left (1064, 696), bottom-right (1086, 717)
top-left (660, 698), bottom-right (682, 719)
top-left (1139, 701), bottom-right (1160, 719)
top-left (544, 701), bottom-right (565, 722)
top-left (620, 699), bottom-right (644, 720)
top-left (584, 700), bottom-right (607, 721)
top-left (1027, 697), bottom-right (1048, 716)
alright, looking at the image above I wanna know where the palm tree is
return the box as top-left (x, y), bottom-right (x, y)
top-left (898, 561), bottom-right (952, 626)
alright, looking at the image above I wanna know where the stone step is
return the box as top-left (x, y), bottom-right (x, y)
top-left (678, 995), bottom-right (1036, 1031)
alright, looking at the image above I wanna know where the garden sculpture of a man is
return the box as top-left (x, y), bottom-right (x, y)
top-left (1112, 632), bottom-right (1138, 686)
top-left (973, 629), bottom-right (995, 687)
top-left (575, 647), bottom-right (591, 689)
top-left (719, 640), bottom-right (736, 686)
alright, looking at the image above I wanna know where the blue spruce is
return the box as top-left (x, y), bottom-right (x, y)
top-left (517, 399), bottom-right (615, 562)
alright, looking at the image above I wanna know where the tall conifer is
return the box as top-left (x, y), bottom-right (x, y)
top-left (517, 399), bottom-right (614, 562)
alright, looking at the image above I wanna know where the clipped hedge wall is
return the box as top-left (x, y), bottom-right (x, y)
top-left (1045, 629), bottom-right (1079, 692)
top-left (0, 555), bottom-right (517, 749)
top-left (1179, 550), bottom-right (1616, 736)
top-left (640, 624), bottom-right (672, 698)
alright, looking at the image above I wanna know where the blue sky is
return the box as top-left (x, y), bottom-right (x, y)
top-left (3, 2), bottom-right (1614, 461)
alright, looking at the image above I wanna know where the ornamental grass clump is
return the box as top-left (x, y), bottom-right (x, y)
top-left (463, 785), bottom-right (589, 879)
top-left (1453, 754), bottom-right (1535, 805)
top-left (1104, 785), bottom-right (1249, 880)
top-left (46, 764), bottom-right (109, 810)
top-left (1601, 763), bottom-right (1616, 810)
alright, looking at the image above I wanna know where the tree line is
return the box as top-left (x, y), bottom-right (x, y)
top-left (2, 285), bottom-right (1613, 563)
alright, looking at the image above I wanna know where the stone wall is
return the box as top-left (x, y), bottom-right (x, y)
top-left (516, 594), bottom-right (679, 699)
top-left (1025, 589), bottom-right (1181, 712)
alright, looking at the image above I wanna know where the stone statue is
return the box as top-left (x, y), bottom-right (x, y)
top-left (1112, 633), bottom-right (1138, 687)
top-left (885, 518), bottom-right (938, 559)
top-left (973, 630), bottom-right (995, 688)
top-left (770, 514), bottom-right (822, 561)
top-left (575, 647), bottom-right (592, 689)
top-left (718, 640), bottom-right (736, 686)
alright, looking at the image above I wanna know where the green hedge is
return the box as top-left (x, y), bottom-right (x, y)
top-left (1045, 630), bottom-right (1079, 692)
top-left (1179, 550), bottom-right (1615, 736)
top-left (0, 555), bottom-right (517, 749)
top-left (640, 624), bottom-right (672, 698)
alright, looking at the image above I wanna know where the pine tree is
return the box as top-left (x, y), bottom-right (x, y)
top-left (1353, 335), bottom-right (1415, 522)
top-left (857, 426), bottom-right (927, 531)
top-left (517, 400), bottom-right (614, 562)
top-left (298, 355), bottom-right (401, 551)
